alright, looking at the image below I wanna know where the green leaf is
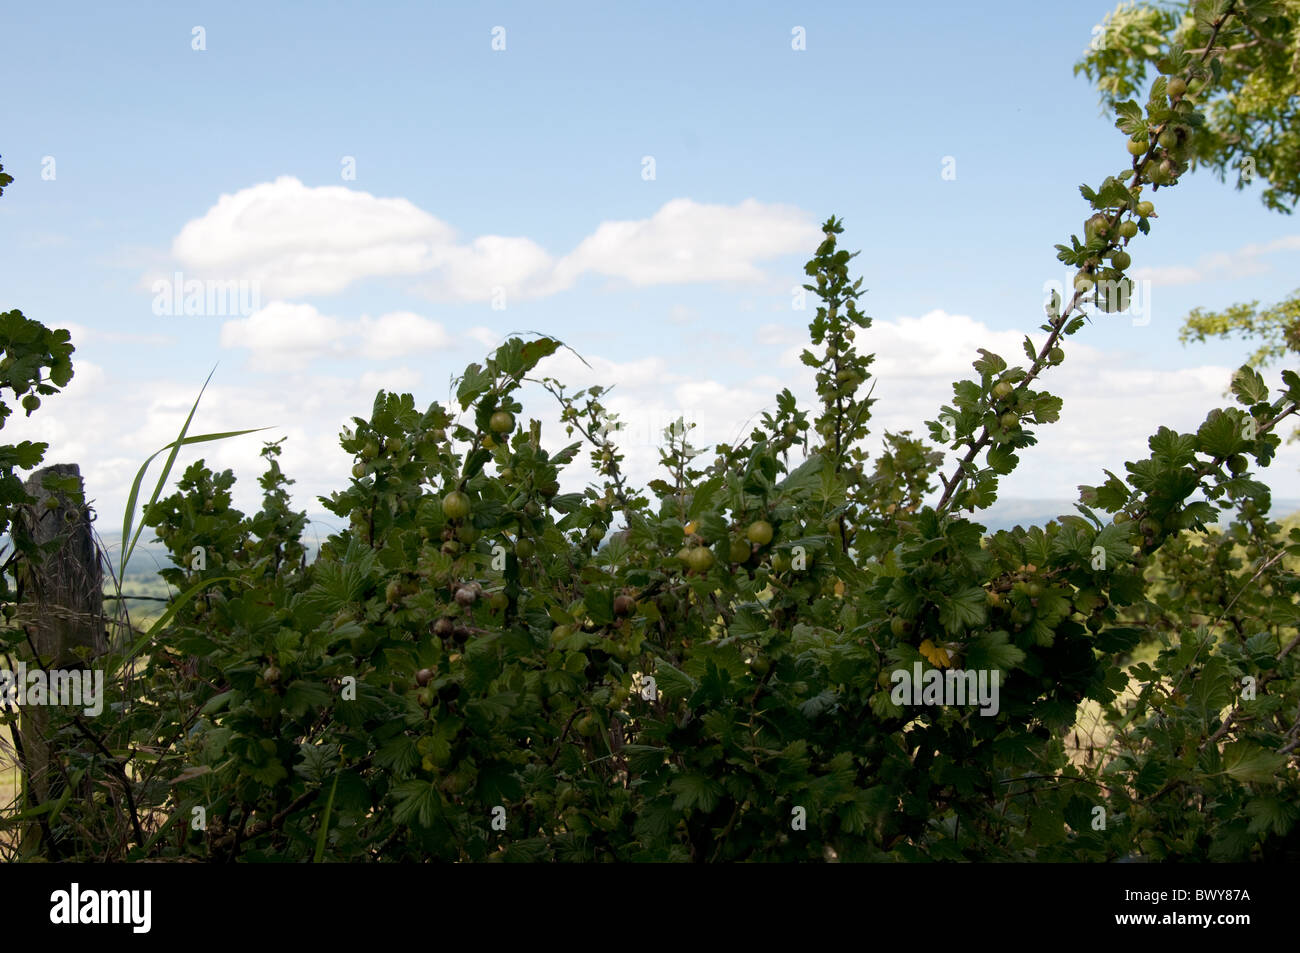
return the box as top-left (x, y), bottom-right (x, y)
top-left (1195, 409), bottom-right (1246, 458)
top-left (687, 477), bottom-right (724, 518)
top-left (1092, 522), bottom-right (1132, 568)
top-left (284, 680), bottom-right (332, 718)
top-left (973, 349), bottom-right (1007, 378)
top-left (392, 779), bottom-right (443, 828)
top-left (374, 736), bottom-right (420, 775)
top-left (622, 745), bottom-right (668, 775)
top-left (1230, 365), bottom-right (1268, 405)
top-left (963, 630), bottom-right (1025, 672)
top-left (1114, 100), bottom-right (1145, 134)
top-left (777, 453), bottom-right (825, 495)
top-left (670, 773), bottom-right (723, 813)
top-left (456, 363), bottom-right (492, 409)
top-left (937, 586), bottom-right (987, 634)
top-left (986, 445), bottom-right (1017, 475)
top-left (654, 661), bottom-right (697, 701)
top-left (1221, 742), bottom-right (1286, 784)
top-left (1244, 796), bottom-right (1298, 837)
top-left (799, 690), bottom-right (839, 719)
top-left (517, 337), bottom-right (562, 375)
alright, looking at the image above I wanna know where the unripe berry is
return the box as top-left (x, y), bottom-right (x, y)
top-left (685, 546), bottom-right (715, 573)
top-left (442, 490), bottom-right (472, 520)
top-left (1084, 213), bottom-right (1109, 242)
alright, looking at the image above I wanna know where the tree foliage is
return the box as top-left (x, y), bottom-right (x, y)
top-left (1078, 0), bottom-right (1300, 214)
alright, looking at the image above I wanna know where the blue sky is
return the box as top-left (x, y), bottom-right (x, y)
top-left (3, 0), bottom-right (1299, 536)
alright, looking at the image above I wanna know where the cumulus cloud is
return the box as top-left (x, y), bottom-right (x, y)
top-left (219, 302), bottom-right (453, 370)
top-left (219, 302), bottom-right (353, 369)
top-left (550, 198), bottom-right (823, 289)
top-left (358, 311), bottom-right (451, 360)
top-left (168, 177), bottom-right (454, 297)
top-left (466, 326), bottom-right (503, 350)
top-left (1132, 234), bottom-right (1300, 286)
top-left (160, 181), bottom-right (822, 302)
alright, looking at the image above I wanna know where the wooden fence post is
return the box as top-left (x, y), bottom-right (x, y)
top-left (12, 463), bottom-right (107, 855)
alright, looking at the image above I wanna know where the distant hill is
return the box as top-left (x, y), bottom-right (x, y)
top-left (94, 520), bottom-right (335, 584)
top-left (972, 498), bottom-right (1300, 533)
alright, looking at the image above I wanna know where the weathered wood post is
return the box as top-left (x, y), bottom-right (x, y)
top-left (13, 463), bottom-right (107, 855)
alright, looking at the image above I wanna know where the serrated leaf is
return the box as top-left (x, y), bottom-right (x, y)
top-left (670, 773), bottom-right (723, 813)
top-left (654, 661), bottom-right (696, 701)
top-left (1230, 365), bottom-right (1268, 405)
top-left (1222, 742), bottom-right (1286, 784)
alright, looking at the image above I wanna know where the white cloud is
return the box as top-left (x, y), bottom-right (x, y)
top-left (358, 366), bottom-right (423, 393)
top-left (424, 235), bottom-right (557, 302)
top-left (220, 302), bottom-right (352, 370)
top-left (220, 302), bottom-right (452, 370)
top-left (466, 326), bottom-right (503, 350)
top-left (553, 198), bottom-right (822, 289)
top-left (358, 311), bottom-right (451, 360)
top-left (1133, 234), bottom-right (1300, 286)
top-left (161, 182), bottom-right (822, 302)
top-left (169, 176), bottom-right (454, 298)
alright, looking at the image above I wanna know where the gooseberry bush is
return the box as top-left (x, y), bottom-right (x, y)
top-left (10, 0), bottom-right (1300, 861)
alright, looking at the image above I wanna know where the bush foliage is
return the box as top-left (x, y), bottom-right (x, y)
top-left (4, 2), bottom-right (1300, 861)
